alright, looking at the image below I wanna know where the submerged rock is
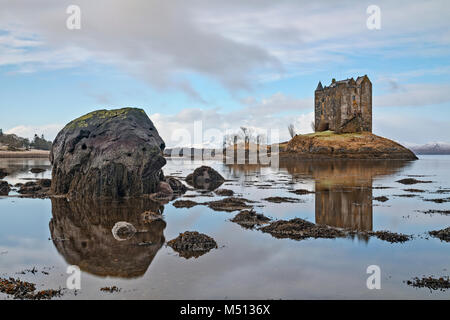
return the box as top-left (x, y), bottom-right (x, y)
top-left (0, 180), bottom-right (10, 195)
top-left (231, 210), bottom-right (271, 229)
top-left (50, 108), bottom-right (166, 199)
top-left (167, 231), bottom-right (218, 259)
top-left (215, 188), bottom-right (234, 196)
top-left (172, 199), bottom-right (199, 208)
top-left (429, 227), bottom-right (450, 242)
top-left (206, 197), bottom-right (254, 212)
top-left (373, 196), bottom-right (389, 202)
top-left (396, 178), bottom-right (432, 185)
top-left (185, 166), bottom-right (224, 190)
top-left (30, 168), bottom-right (46, 174)
top-left (263, 196), bottom-right (303, 203)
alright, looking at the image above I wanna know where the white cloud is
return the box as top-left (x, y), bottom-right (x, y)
top-left (375, 83), bottom-right (450, 107)
top-left (5, 124), bottom-right (63, 141)
top-left (0, 0), bottom-right (449, 95)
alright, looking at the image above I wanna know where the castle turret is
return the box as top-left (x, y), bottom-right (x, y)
top-left (316, 81), bottom-right (323, 91)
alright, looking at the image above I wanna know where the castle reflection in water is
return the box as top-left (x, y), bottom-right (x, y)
top-left (226, 159), bottom-right (411, 233)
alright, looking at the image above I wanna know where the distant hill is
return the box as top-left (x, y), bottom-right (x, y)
top-left (408, 142), bottom-right (450, 155)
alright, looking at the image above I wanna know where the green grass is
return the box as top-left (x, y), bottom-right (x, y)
top-left (302, 130), bottom-right (365, 140)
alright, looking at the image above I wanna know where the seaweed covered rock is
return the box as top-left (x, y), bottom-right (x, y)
top-left (185, 166), bottom-right (224, 190)
top-left (50, 108), bottom-right (166, 199)
top-left (167, 231), bottom-right (217, 259)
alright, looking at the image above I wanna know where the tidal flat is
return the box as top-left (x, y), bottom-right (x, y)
top-left (0, 156), bottom-right (449, 299)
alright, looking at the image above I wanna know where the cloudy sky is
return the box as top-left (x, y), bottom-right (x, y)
top-left (0, 0), bottom-right (449, 147)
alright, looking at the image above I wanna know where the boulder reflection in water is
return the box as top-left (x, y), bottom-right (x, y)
top-left (49, 198), bottom-right (166, 278)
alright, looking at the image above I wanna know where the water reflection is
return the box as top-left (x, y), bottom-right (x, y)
top-left (226, 160), bottom-right (412, 232)
top-left (49, 198), bottom-right (166, 278)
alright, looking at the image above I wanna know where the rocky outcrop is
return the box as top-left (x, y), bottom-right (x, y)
top-left (185, 166), bottom-right (225, 190)
top-left (282, 131), bottom-right (418, 160)
top-left (50, 108), bottom-right (166, 199)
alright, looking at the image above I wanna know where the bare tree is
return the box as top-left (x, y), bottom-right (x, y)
top-left (287, 124), bottom-right (296, 138)
top-left (310, 121), bottom-right (315, 132)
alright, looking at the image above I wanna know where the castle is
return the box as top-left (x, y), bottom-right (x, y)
top-left (314, 75), bottom-right (372, 133)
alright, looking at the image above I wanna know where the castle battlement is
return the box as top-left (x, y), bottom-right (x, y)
top-left (315, 75), bottom-right (372, 133)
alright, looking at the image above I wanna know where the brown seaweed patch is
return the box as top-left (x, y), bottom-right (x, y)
top-left (0, 277), bottom-right (62, 300)
top-left (429, 227), bottom-right (450, 242)
top-left (406, 276), bottom-right (450, 291)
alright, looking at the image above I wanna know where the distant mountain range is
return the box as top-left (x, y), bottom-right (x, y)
top-left (407, 142), bottom-right (450, 155)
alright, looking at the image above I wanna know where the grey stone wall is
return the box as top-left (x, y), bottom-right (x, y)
top-left (315, 76), bottom-right (372, 133)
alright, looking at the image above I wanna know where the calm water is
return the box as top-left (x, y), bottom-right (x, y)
top-left (0, 156), bottom-right (449, 299)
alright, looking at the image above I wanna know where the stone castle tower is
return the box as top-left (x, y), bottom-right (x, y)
top-left (315, 75), bottom-right (372, 133)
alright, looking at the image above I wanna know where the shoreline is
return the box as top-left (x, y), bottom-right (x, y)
top-left (0, 150), bottom-right (50, 159)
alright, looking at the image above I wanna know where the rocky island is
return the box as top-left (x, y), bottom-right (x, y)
top-left (280, 76), bottom-right (417, 160)
top-left (280, 130), bottom-right (418, 160)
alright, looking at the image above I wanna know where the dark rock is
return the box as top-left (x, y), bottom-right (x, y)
top-left (215, 188), bottom-right (234, 196)
top-left (260, 218), bottom-right (346, 240)
top-left (205, 197), bottom-right (253, 212)
top-left (396, 178), bottom-right (432, 185)
top-left (172, 200), bottom-right (199, 208)
top-left (289, 189), bottom-right (315, 195)
top-left (165, 177), bottom-right (187, 194)
top-left (157, 181), bottom-right (173, 195)
top-left (167, 231), bottom-right (217, 259)
top-left (373, 196), bottom-right (389, 202)
top-left (50, 108), bottom-right (166, 199)
top-left (263, 196), bottom-right (303, 203)
top-left (0, 180), bottom-right (10, 195)
top-left (231, 210), bottom-right (271, 229)
top-left (0, 168), bottom-right (7, 179)
top-left (185, 166), bottom-right (224, 190)
top-left (30, 168), bottom-right (46, 174)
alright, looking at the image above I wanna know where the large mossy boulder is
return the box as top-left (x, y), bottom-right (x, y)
top-left (50, 108), bottom-right (166, 199)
